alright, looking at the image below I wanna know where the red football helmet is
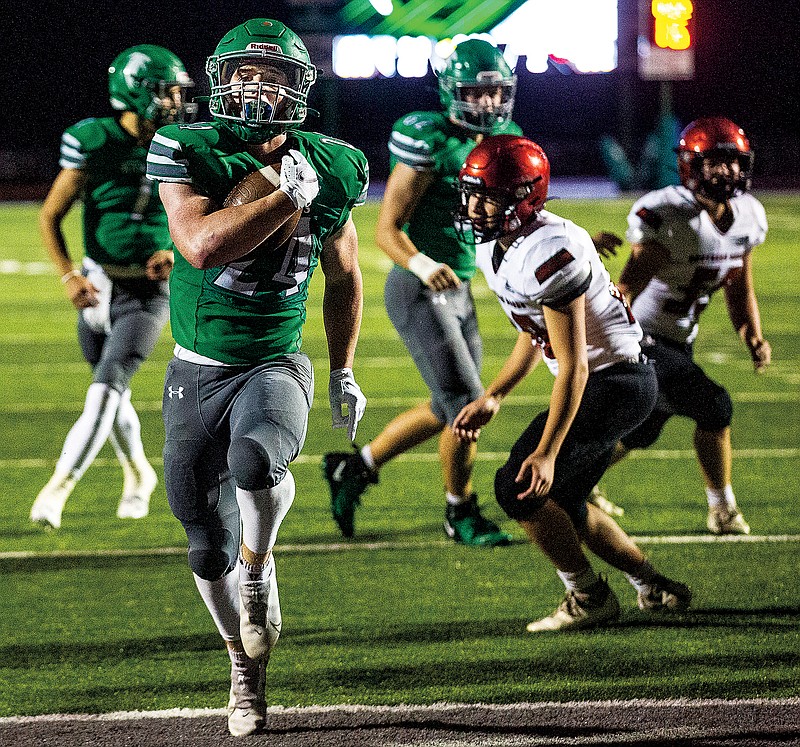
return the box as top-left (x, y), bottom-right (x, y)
top-left (456, 134), bottom-right (550, 243)
top-left (677, 117), bottom-right (754, 200)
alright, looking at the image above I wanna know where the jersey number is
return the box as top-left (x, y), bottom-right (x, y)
top-left (212, 216), bottom-right (312, 297)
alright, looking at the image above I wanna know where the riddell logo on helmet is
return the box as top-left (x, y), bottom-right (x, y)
top-left (461, 174), bottom-right (484, 186)
top-left (247, 43), bottom-right (281, 52)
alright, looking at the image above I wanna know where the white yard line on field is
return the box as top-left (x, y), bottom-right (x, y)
top-left (1, 696), bottom-right (798, 726)
top-left (2, 532), bottom-right (799, 561)
top-left (1, 447), bottom-right (798, 472)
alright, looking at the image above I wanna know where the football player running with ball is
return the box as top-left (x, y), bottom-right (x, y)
top-left (452, 135), bottom-right (691, 632)
top-left (31, 45), bottom-right (195, 529)
top-left (596, 117), bottom-right (770, 535)
top-left (322, 39), bottom-right (520, 546)
top-left (146, 20), bottom-right (368, 737)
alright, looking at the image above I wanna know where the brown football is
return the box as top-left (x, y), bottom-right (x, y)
top-left (223, 163), bottom-right (302, 250)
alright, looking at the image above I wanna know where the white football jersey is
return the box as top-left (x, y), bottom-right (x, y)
top-left (626, 185), bottom-right (767, 345)
top-left (476, 210), bottom-right (643, 375)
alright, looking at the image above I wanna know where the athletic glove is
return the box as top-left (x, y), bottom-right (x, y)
top-left (279, 149), bottom-right (319, 210)
top-left (329, 368), bottom-right (366, 442)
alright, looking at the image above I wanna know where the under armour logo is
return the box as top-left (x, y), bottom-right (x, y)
top-left (168, 386), bottom-right (184, 400)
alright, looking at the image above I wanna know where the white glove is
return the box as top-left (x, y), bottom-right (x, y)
top-left (279, 149), bottom-right (319, 210)
top-left (329, 368), bottom-right (366, 442)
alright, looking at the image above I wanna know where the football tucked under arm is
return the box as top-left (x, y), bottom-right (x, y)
top-left (222, 164), bottom-right (302, 250)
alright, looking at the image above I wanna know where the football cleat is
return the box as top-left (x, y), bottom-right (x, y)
top-left (116, 460), bottom-right (158, 519)
top-left (526, 577), bottom-right (620, 633)
top-left (444, 495), bottom-right (512, 547)
top-left (707, 505), bottom-right (751, 535)
top-left (637, 574), bottom-right (692, 612)
top-left (30, 475), bottom-right (77, 530)
top-left (239, 558), bottom-right (282, 662)
top-left (587, 484), bottom-right (625, 516)
top-left (227, 651), bottom-right (267, 736)
top-left (322, 449), bottom-right (377, 538)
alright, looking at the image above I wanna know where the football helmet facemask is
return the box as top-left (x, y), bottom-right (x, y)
top-left (108, 45), bottom-right (196, 126)
top-left (439, 39), bottom-right (516, 134)
top-left (207, 19), bottom-right (317, 144)
top-left (677, 117), bottom-right (754, 201)
top-left (456, 135), bottom-right (550, 243)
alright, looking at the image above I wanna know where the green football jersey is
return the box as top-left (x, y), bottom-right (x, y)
top-left (388, 111), bottom-right (522, 281)
top-left (147, 122), bottom-right (369, 365)
top-left (59, 117), bottom-right (172, 266)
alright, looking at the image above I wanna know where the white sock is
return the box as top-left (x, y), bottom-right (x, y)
top-left (237, 471), bottom-right (295, 555)
top-left (624, 558), bottom-right (657, 593)
top-left (556, 567), bottom-right (599, 593)
top-left (54, 383), bottom-right (121, 481)
top-left (706, 485), bottom-right (736, 510)
top-left (446, 491), bottom-right (470, 506)
top-left (194, 569), bottom-right (240, 641)
top-left (360, 444), bottom-right (376, 471)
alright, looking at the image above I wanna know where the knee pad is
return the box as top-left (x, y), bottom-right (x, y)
top-left (494, 462), bottom-right (546, 521)
top-left (228, 435), bottom-right (276, 491)
top-left (185, 521), bottom-right (239, 580)
top-left (188, 546), bottom-right (236, 581)
top-left (695, 386), bottom-right (733, 431)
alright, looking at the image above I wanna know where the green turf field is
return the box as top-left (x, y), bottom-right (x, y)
top-left (0, 196), bottom-right (798, 717)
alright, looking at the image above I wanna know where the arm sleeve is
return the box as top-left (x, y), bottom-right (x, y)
top-left (146, 129), bottom-right (192, 183)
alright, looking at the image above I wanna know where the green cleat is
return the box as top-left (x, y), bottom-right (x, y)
top-left (322, 450), bottom-right (377, 538)
top-left (444, 495), bottom-right (512, 547)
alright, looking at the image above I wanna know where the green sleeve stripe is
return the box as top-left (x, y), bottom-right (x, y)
top-left (59, 147), bottom-right (85, 169)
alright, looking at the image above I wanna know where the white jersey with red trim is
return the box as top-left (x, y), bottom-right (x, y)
top-left (626, 185), bottom-right (767, 345)
top-left (476, 210), bottom-right (643, 375)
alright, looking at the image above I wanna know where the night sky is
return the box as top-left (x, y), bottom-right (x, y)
top-left (4, 0), bottom-right (798, 184)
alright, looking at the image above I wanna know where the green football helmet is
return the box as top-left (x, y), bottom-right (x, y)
top-left (108, 45), bottom-right (195, 125)
top-left (439, 39), bottom-right (516, 134)
top-left (206, 19), bottom-right (317, 144)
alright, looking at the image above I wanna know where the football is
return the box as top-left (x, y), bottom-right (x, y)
top-left (223, 163), bottom-right (302, 249)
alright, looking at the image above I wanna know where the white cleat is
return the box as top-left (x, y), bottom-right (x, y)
top-left (116, 461), bottom-right (158, 519)
top-left (707, 505), bottom-right (751, 535)
top-left (239, 559), bottom-right (282, 662)
top-left (526, 577), bottom-right (620, 633)
top-left (30, 476), bottom-right (76, 530)
top-left (588, 484), bottom-right (625, 516)
top-left (227, 652), bottom-right (267, 736)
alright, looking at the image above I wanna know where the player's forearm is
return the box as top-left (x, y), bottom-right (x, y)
top-left (323, 273), bottom-right (363, 370)
top-left (38, 213), bottom-right (75, 278)
top-left (171, 192), bottom-right (298, 269)
top-left (486, 334), bottom-right (542, 402)
top-left (537, 360), bottom-right (588, 458)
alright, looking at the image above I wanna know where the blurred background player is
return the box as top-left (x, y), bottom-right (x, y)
top-left (594, 117), bottom-right (770, 535)
top-left (147, 19), bottom-right (368, 736)
top-left (323, 39), bottom-right (520, 546)
top-left (453, 135), bottom-right (690, 631)
top-left (30, 45), bottom-right (195, 529)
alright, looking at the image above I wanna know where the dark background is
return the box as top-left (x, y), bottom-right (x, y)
top-left (3, 0), bottom-right (798, 191)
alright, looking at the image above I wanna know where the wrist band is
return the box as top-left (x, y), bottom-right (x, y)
top-left (407, 253), bottom-right (441, 284)
top-left (60, 270), bottom-right (81, 283)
